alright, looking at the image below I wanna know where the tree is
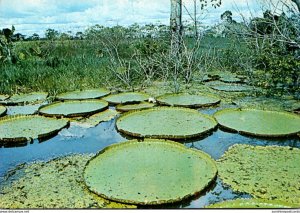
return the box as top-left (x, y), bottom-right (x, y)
top-left (45, 28), bottom-right (59, 40)
top-left (170, 0), bottom-right (183, 56)
top-left (221, 10), bottom-right (233, 23)
top-left (291, 0), bottom-right (300, 11)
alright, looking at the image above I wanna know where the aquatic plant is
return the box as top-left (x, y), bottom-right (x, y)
top-left (56, 88), bottom-right (110, 100)
top-left (156, 93), bottom-right (220, 108)
top-left (217, 144), bottom-right (300, 204)
top-left (0, 115), bottom-right (69, 142)
top-left (0, 94), bottom-right (9, 101)
top-left (116, 107), bottom-right (217, 139)
top-left (39, 100), bottom-right (108, 118)
top-left (206, 81), bottom-right (253, 92)
top-left (1, 92), bottom-right (48, 105)
top-left (214, 108), bottom-right (300, 137)
top-left (103, 92), bottom-right (150, 104)
top-left (116, 102), bottom-right (155, 112)
top-left (84, 139), bottom-right (217, 205)
top-left (0, 105), bottom-right (7, 116)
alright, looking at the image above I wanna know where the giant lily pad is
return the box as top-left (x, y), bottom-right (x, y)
top-left (116, 102), bottom-right (155, 112)
top-left (56, 88), bottom-right (110, 100)
top-left (0, 115), bottom-right (69, 142)
top-left (206, 199), bottom-right (297, 208)
top-left (156, 93), bottom-right (220, 108)
top-left (103, 92), bottom-right (151, 105)
top-left (0, 94), bottom-right (9, 101)
top-left (84, 139), bottom-right (217, 205)
top-left (1, 92), bottom-right (48, 105)
top-left (0, 106), bottom-right (7, 116)
top-left (39, 100), bottom-right (108, 118)
top-left (116, 107), bottom-right (217, 139)
top-left (214, 108), bottom-right (300, 137)
top-left (217, 144), bottom-right (300, 204)
top-left (206, 81), bottom-right (253, 92)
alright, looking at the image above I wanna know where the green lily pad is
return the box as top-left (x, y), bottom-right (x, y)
top-left (217, 144), bottom-right (300, 204)
top-left (0, 106), bottom-right (7, 116)
top-left (72, 109), bottom-right (119, 128)
top-left (206, 199), bottom-right (298, 208)
top-left (39, 100), bottom-right (108, 118)
top-left (0, 115), bottom-right (69, 142)
top-left (103, 92), bottom-right (151, 104)
top-left (116, 102), bottom-right (155, 112)
top-left (56, 88), bottom-right (110, 100)
top-left (1, 92), bottom-right (48, 105)
top-left (156, 93), bottom-right (220, 108)
top-left (0, 94), bottom-right (9, 101)
top-left (116, 107), bottom-right (217, 139)
top-left (219, 76), bottom-right (242, 83)
top-left (84, 139), bottom-right (217, 205)
top-left (206, 81), bottom-right (253, 92)
top-left (214, 108), bottom-right (300, 137)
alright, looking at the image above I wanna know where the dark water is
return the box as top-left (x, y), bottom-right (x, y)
top-left (0, 105), bottom-right (299, 208)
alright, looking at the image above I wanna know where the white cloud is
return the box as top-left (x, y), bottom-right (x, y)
top-left (0, 0), bottom-right (285, 36)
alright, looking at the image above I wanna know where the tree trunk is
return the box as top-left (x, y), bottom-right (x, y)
top-left (170, 0), bottom-right (183, 57)
top-left (291, 0), bottom-right (300, 11)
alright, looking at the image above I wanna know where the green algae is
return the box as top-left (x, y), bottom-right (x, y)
top-left (0, 105), bottom-right (6, 116)
top-left (71, 109), bottom-right (119, 128)
top-left (1, 92), bottom-right (48, 105)
top-left (156, 93), bottom-right (220, 108)
top-left (206, 199), bottom-right (298, 208)
top-left (0, 154), bottom-right (136, 208)
top-left (84, 139), bottom-right (217, 205)
top-left (214, 108), bottom-right (300, 137)
top-left (56, 88), bottom-right (110, 100)
top-left (217, 144), bottom-right (300, 205)
top-left (116, 102), bottom-right (155, 112)
top-left (0, 115), bottom-right (69, 142)
top-left (39, 100), bottom-right (108, 118)
top-left (103, 92), bottom-right (151, 104)
top-left (116, 107), bottom-right (217, 139)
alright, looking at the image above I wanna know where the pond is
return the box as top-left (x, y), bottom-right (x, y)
top-left (1, 103), bottom-right (299, 208)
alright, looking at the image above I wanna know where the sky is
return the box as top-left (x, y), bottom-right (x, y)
top-left (0, 0), bottom-right (283, 37)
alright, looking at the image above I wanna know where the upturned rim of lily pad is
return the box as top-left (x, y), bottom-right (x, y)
top-left (214, 108), bottom-right (300, 137)
top-left (56, 88), bottom-right (110, 101)
top-left (116, 107), bottom-right (218, 139)
top-left (156, 93), bottom-right (221, 108)
top-left (0, 115), bottom-right (69, 143)
top-left (84, 139), bottom-right (218, 205)
top-left (0, 105), bottom-right (7, 117)
top-left (1, 92), bottom-right (48, 105)
top-left (38, 100), bottom-right (109, 118)
top-left (103, 92), bottom-right (151, 105)
top-left (205, 198), bottom-right (298, 208)
top-left (116, 102), bottom-right (156, 112)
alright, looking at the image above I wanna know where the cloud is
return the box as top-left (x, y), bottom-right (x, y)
top-left (0, 0), bottom-right (276, 36)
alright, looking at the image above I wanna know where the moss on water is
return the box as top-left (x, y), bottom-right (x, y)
top-left (0, 154), bottom-right (136, 209)
top-left (217, 144), bottom-right (300, 205)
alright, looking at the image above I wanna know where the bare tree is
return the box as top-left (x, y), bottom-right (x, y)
top-left (291, 0), bottom-right (300, 11)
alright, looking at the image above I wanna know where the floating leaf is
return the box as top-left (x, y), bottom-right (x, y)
top-left (103, 92), bottom-right (150, 105)
top-left (116, 107), bottom-right (217, 139)
top-left (6, 104), bottom-right (42, 115)
top-left (206, 199), bottom-right (297, 208)
top-left (157, 93), bottom-right (220, 108)
top-left (84, 139), bottom-right (217, 205)
top-left (214, 108), bottom-right (300, 137)
top-left (206, 81), bottom-right (253, 92)
top-left (0, 105), bottom-right (7, 116)
top-left (116, 102), bottom-right (155, 112)
top-left (56, 88), bottom-right (110, 100)
top-left (39, 100), bottom-right (108, 118)
top-left (1, 92), bottom-right (48, 105)
top-left (217, 144), bottom-right (300, 204)
top-left (72, 109), bottom-right (119, 128)
top-left (0, 115), bottom-right (69, 142)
